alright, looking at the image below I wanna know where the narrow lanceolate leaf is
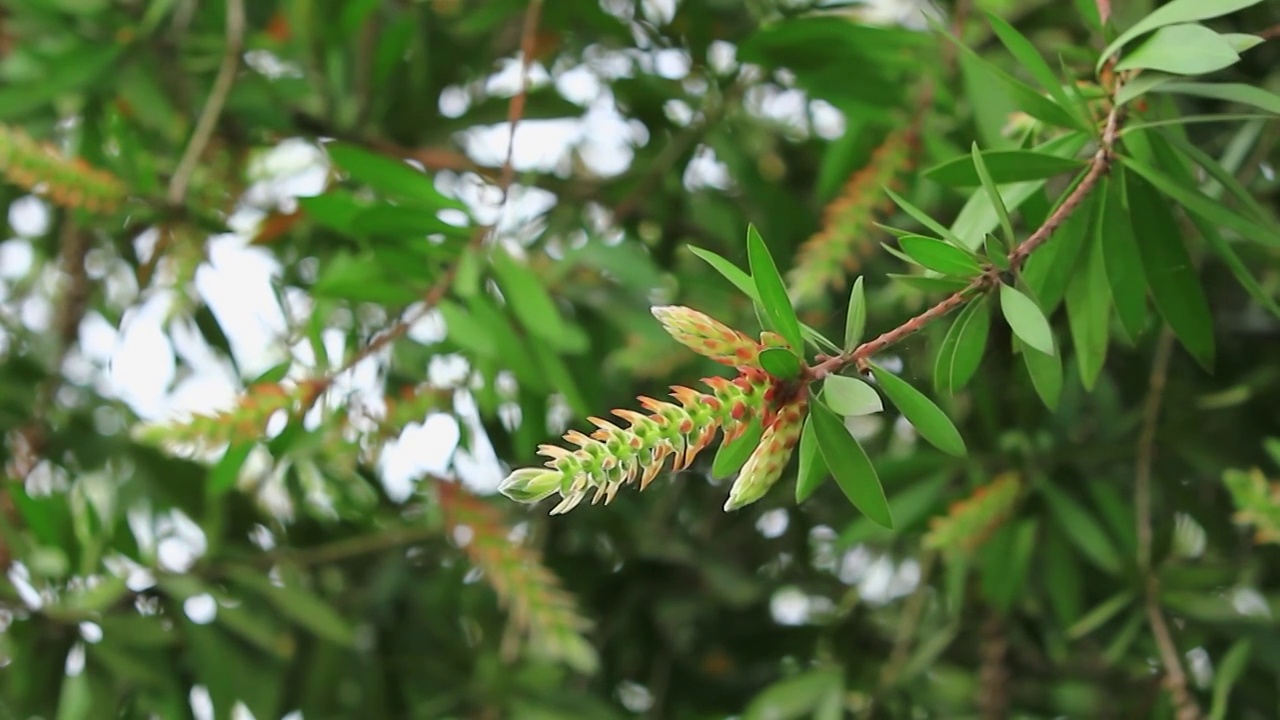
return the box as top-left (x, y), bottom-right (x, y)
top-left (1064, 222), bottom-right (1110, 391)
top-left (1115, 24), bottom-right (1242, 76)
top-left (689, 246), bottom-right (761, 301)
top-left (972, 143), bottom-right (1015, 245)
top-left (899, 235), bottom-right (983, 277)
top-left (794, 417), bottom-right (827, 503)
top-left (1126, 173), bottom-right (1215, 370)
top-left (1000, 284), bottom-right (1056, 356)
top-left (824, 375), bottom-right (883, 416)
top-left (1099, 0), bottom-right (1267, 71)
top-left (1119, 154), bottom-right (1280, 249)
top-left (791, 130), bottom-right (915, 304)
top-left (1020, 339), bottom-right (1062, 410)
top-left (1099, 174), bottom-right (1148, 341)
top-left (747, 224), bottom-right (804, 353)
top-left (944, 296), bottom-right (991, 393)
top-left (923, 150), bottom-right (1083, 187)
top-left (438, 483), bottom-right (598, 673)
top-left (870, 363), bottom-right (966, 457)
top-left (984, 13), bottom-right (1081, 120)
top-left (1022, 188), bottom-right (1094, 314)
top-left (844, 276), bottom-right (867, 351)
top-left (651, 306), bottom-right (763, 368)
top-left (885, 187), bottom-right (967, 249)
top-left (1210, 640), bottom-right (1253, 720)
top-left (1039, 483), bottom-right (1123, 574)
top-left (810, 399), bottom-right (892, 528)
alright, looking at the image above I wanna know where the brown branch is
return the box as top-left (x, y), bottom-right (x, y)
top-left (810, 83), bottom-right (1125, 380)
top-left (1146, 581), bottom-right (1202, 720)
top-left (167, 0), bottom-right (245, 206)
top-left (1136, 327), bottom-right (1201, 720)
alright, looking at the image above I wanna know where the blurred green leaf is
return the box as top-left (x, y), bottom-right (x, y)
top-left (326, 143), bottom-right (466, 211)
top-left (924, 150), bottom-right (1084, 187)
top-left (1210, 640), bottom-right (1253, 720)
top-left (1100, 0), bottom-right (1266, 69)
top-left (1039, 483), bottom-right (1123, 574)
top-left (1115, 24), bottom-right (1241, 76)
top-left (713, 416), bottom-right (764, 479)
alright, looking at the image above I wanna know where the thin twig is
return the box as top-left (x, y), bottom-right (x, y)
top-left (1136, 327), bottom-right (1201, 720)
top-left (810, 85), bottom-right (1125, 380)
top-left (1146, 581), bottom-right (1202, 720)
top-left (1136, 328), bottom-right (1175, 571)
top-left (167, 0), bottom-right (245, 206)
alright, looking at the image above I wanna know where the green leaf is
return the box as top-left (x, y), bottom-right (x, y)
top-left (870, 364), bottom-right (966, 457)
top-left (951, 134), bottom-right (1091, 250)
top-left (1000, 284), bottom-right (1055, 356)
top-left (1209, 640), bottom-right (1253, 720)
top-left (1116, 24), bottom-right (1241, 76)
top-left (947, 296), bottom-right (991, 393)
top-left (1154, 81), bottom-right (1280, 115)
top-left (844, 276), bottom-right (867, 351)
top-left (1039, 483), bottom-right (1123, 574)
top-left (491, 250), bottom-right (588, 355)
top-left (713, 417), bottom-right (764, 480)
top-left (747, 225), bottom-right (804, 353)
top-left (899, 235), bottom-right (983, 277)
top-left (971, 143), bottom-right (1016, 245)
top-left (985, 234), bottom-right (1011, 270)
top-left (945, 35), bottom-right (1085, 130)
top-left (1099, 0), bottom-right (1267, 70)
top-left (1020, 338), bottom-right (1062, 410)
top-left (689, 246), bottom-right (760, 302)
top-left (824, 375), bottom-right (883, 416)
top-left (1119, 154), bottom-right (1280, 249)
top-left (759, 347), bottom-right (802, 380)
top-left (811, 400), bottom-right (893, 528)
top-left (794, 418), bottom-right (828, 503)
top-left (1146, 131), bottom-right (1280, 319)
top-left (1064, 224), bottom-right (1110, 390)
top-left (885, 188), bottom-right (968, 249)
top-left (226, 566), bottom-right (356, 647)
top-left (1099, 174), bottom-right (1149, 340)
top-left (744, 668), bottom-right (842, 720)
top-left (1067, 591), bottom-right (1135, 639)
top-left (350, 205), bottom-right (469, 238)
top-left (1125, 172), bottom-right (1216, 370)
top-left (985, 12), bottom-right (1082, 120)
top-left (326, 143), bottom-right (465, 210)
top-left (924, 150), bottom-right (1084, 187)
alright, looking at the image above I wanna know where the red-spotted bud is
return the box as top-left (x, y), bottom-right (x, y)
top-left (651, 306), bottom-right (762, 367)
top-left (724, 397), bottom-right (807, 511)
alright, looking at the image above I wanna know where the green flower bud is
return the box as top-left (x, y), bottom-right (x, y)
top-left (499, 467), bottom-right (564, 503)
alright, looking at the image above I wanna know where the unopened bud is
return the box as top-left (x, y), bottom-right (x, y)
top-left (651, 306), bottom-right (761, 367)
top-left (499, 467), bottom-right (563, 504)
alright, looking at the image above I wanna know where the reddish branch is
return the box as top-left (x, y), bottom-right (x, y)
top-left (809, 85), bottom-right (1125, 380)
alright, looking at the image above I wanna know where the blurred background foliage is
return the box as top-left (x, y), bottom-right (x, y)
top-left (0, 0), bottom-right (1279, 718)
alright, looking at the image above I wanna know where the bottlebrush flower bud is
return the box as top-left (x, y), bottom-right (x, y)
top-left (651, 306), bottom-right (762, 368)
top-left (724, 396), bottom-right (807, 511)
top-left (498, 467), bottom-right (564, 503)
top-left (498, 368), bottom-right (776, 513)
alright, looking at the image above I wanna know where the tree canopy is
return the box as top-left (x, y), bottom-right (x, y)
top-left (1, 0), bottom-right (1280, 718)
